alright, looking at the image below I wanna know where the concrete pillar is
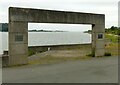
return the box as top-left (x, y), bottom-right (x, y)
top-left (9, 22), bottom-right (28, 65)
top-left (92, 24), bottom-right (105, 57)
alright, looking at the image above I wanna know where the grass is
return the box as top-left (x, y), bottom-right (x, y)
top-left (29, 55), bottom-right (91, 65)
top-left (105, 33), bottom-right (118, 56)
top-left (28, 50), bottom-right (36, 56)
top-left (105, 43), bottom-right (118, 56)
top-left (105, 34), bottom-right (118, 43)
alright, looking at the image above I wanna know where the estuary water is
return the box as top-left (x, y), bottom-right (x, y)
top-left (0, 32), bottom-right (91, 54)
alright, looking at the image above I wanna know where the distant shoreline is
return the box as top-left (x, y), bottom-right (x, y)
top-left (83, 30), bottom-right (92, 34)
top-left (0, 31), bottom-right (86, 33)
top-left (0, 30), bottom-right (68, 32)
top-left (28, 29), bottom-right (68, 32)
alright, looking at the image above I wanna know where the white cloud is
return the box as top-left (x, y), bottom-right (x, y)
top-left (28, 23), bottom-right (92, 32)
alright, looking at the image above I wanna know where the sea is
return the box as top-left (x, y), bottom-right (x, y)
top-left (0, 32), bottom-right (91, 54)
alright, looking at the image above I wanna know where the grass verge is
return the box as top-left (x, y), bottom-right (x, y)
top-left (29, 56), bottom-right (91, 65)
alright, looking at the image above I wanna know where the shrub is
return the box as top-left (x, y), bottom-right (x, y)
top-left (28, 50), bottom-right (35, 56)
top-left (87, 52), bottom-right (112, 57)
top-left (86, 52), bottom-right (95, 57)
top-left (104, 52), bottom-right (112, 56)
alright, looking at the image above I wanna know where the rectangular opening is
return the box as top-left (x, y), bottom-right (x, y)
top-left (28, 23), bottom-right (92, 56)
top-left (28, 23), bottom-right (92, 46)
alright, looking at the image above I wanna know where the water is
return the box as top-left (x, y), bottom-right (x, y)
top-left (0, 32), bottom-right (91, 54)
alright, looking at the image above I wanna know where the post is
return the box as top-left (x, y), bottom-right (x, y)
top-left (9, 21), bottom-right (28, 65)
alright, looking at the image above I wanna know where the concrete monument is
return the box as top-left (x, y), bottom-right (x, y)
top-left (8, 7), bottom-right (105, 66)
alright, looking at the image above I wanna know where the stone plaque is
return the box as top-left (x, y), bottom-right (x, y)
top-left (98, 33), bottom-right (103, 39)
top-left (15, 34), bottom-right (23, 42)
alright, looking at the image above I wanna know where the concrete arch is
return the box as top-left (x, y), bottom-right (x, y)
top-left (9, 7), bottom-right (105, 66)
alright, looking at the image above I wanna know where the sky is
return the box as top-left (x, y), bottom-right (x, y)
top-left (119, 1), bottom-right (120, 27)
top-left (0, 0), bottom-right (119, 31)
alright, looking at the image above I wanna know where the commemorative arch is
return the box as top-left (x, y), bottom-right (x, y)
top-left (8, 7), bottom-right (105, 66)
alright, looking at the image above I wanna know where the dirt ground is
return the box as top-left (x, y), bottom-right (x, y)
top-left (28, 49), bottom-right (91, 61)
top-left (28, 42), bottom-right (118, 65)
top-left (28, 44), bottom-right (92, 64)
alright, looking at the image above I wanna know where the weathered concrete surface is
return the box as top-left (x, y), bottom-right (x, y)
top-left (9, 7), bottom-right (105, 24)
top-left (0, 55), bottom-right (2, 84)
top-left (2, 56), bottom-right (118, 83)
top-left (9, 7), bottom-right (105, 66)
top-left (9, 21), bottom-right (28, 65)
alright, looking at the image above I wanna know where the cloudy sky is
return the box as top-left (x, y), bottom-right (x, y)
top-left (0, 0), bottom-right (119, 31)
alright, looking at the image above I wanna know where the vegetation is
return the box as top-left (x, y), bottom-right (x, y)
top-left (28, 29), bottom-right (67, 32)
top-left (86, 52), bottom-right (112, 57)
top-left (28, 50), bottom-right (36, 56)
top-left (104, 52), bottom-right (111, 56)
top-left (105, 34), bottom-right (118, 43)
top-left (86, 53), bottom-right (94, 57)
top-left (84, 26), bottom-right (120, 35)
top-left (84, 30), bottom-right (92, 34)
top-left (105, 26), bottom-right (120, 35)
top-left (86, 48), bottom-right (95, 57)
top-left (105, 26), bottom-right (119, 56)
top-left (29, 56), bottom-right (91, 65)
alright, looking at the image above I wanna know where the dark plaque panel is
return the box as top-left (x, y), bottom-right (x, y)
top-left (98, 34), bottom-right (103, 39)
top-left (15, 34), bottom-right (23, 42)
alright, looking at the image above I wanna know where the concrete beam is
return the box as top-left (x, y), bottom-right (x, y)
top-left (9, 7), bottom-right (105, 24)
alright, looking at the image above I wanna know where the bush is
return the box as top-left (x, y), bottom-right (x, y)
top-left (86, 52), bottom-right (95, 57)
top-left (87, 52), bottom-right (112, 57)
top-left (28, 50), bottom-right (35, 56)
top-left (104, 52), bottom-right (112, 56)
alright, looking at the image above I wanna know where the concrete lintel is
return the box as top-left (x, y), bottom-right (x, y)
top-left (9, 7), bottom-right (105, 25)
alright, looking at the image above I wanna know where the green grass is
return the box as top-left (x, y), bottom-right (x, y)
top-left (105, 34), bottom-right (118, 43)
top-left (105, 33), bottom-right (118, 56)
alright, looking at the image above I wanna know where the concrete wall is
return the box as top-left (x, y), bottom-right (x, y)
top-left (9, 7), bottom-right (105, 66)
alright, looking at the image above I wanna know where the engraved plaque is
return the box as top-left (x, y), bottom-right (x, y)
top-left (15, 34), bottom-right (23, 42)
top-left (98, 34), bottom-right (103, 39)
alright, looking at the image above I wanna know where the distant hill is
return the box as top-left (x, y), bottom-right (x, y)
top-left (0, 23), bottom-right (67, 32)
top-left (28, 29), bottom-right (67, 32)
top-left (84, 26), bottom-right (120, 35)
top-left (83, 30), bottom-right (92, 34)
